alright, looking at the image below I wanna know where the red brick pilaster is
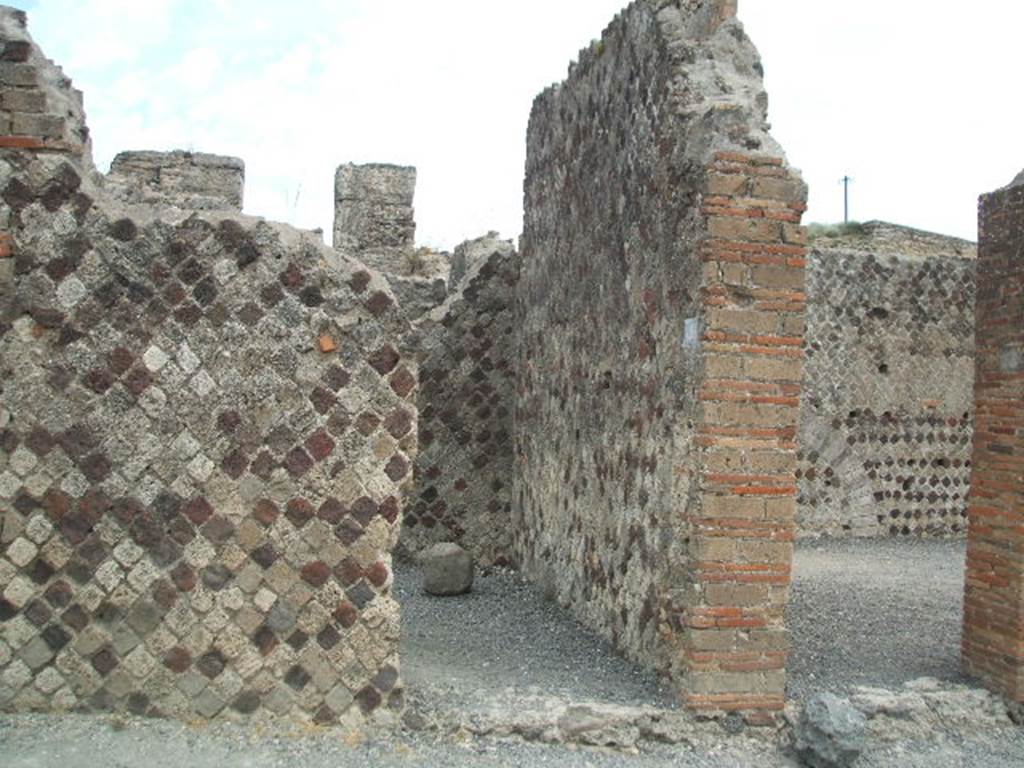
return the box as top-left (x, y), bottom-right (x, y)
top-left (963, 177), bottom-right (1024, 702)
top-left (683, 151), bottom-right (807, 721)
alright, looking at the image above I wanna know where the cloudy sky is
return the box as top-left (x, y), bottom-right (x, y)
top-left (10, 1), bottom-right (1023, 248)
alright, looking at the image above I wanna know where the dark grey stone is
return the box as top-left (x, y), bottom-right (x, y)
top-left (794, 693), bottom-right (867, 768)
top-left (265, 601), bottom-right (297, 634)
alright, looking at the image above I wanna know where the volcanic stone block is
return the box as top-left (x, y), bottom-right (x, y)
top-left (793, 693), bottom-right (867, 768)
top-left (421, 543), bottom-right (473, 596)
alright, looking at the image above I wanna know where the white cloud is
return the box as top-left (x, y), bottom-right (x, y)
top-left (743, 0), bottom-right (1024, 239)
top-left (29, 0), bottom-right (176, 72)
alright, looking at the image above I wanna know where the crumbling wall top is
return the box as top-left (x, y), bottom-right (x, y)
top-left (0, 5), bottom-right (93, 165)
top-left (106, 150), bottom-right (245, 212)
top-left (811, 220), bottom-right (977, 260)
top-left (536, 0), bottom-right (778, 167)
top-left (1005, 168), bottom-right (1024, 189)
top-left (333, 163), bottom-right (417, 253)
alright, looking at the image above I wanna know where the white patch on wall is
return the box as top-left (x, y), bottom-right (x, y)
top-left (683, 317), bottom-right (702, 349)
top-left (1000, 345), bottom-right (1022, 373)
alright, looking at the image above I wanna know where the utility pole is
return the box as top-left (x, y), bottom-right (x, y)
top-left (840, 175), bottom-right (853, 223)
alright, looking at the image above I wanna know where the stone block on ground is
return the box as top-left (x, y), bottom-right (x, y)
top-left (794, 693), bottom-right (867, 768)
top-left (421, 543), bottom-right (474, 596)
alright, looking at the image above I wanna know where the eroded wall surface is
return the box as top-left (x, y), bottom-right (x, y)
top-left (403, 234), bottom-right (519, 566)
top-left (0, 9), bottom-right (414, 725)
top-left (107, 151), bottom-right (245, 212)
top-left (799, 225), bottom-right (976, 537)
top-left (963, 172), bottom-right (1024, 702)
top-left (516, 0), bottom-right (806, 716)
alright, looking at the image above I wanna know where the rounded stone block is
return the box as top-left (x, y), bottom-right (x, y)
top-left (421, 543), bottom-right (473, 596)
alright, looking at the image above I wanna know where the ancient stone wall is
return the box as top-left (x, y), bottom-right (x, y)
top-left (962, 172), bottom-right (1024, 703)
top-left (0, 10), bottom-right (414, 725)
top-left (799, 224), bottom-right (976, 537)
top-left (330, 169), bottom-right (523, 567)
top-left (402, 234), bottom-right (519, 566)
top-left (107, 151), bottom-right (244, 212)
top-left (516, 0), bottom-right (806, 717)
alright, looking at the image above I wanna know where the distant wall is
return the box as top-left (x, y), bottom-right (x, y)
top-left (798, 227), bottom-right (976, 537)
top-left (402, 234), bottom-right (519, 566)
top-left (107, 151), bottom-right (244, 212)
top-left (963, 172), bottom-right (1024, 703)
top-left (516, 0), bottom-right (807, 717)
top-left (1, 10), bottom-right (414, 726)
top-left (332, 162), bottom-right (448, 324)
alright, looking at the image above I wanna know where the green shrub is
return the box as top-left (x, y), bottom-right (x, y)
top-left (807, 221), bottom-right (867, 242)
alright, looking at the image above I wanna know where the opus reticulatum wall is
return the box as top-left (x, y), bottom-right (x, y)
top-left (404, 233), bottom-right (519, 566)
top-left (799, 223), bottom-right (977, 538)
top-left (5, 0), bottom-right (1022, 726)
top-left (0, 7), bottom-right (414, 725)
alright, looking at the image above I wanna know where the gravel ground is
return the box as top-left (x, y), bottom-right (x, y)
top-left (5, 538), bottom-right (1021, 767)
top-left (394, 562), bottom-right (678, 717)
top-left (0, 713), bottom-right (778, 768)
top-left (787, 537), bottom-right (968, 702)
top-left (396, 539), bottom-right (971, 713)
top-left (2, 710), bottom-right (1022, 767)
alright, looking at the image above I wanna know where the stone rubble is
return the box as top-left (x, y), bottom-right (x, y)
top-left (792, 693), bottom-right (866, 768)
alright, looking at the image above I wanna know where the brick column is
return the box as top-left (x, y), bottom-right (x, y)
top-left (962, 174), bottom-right (1024, 702)
top-left (684, 151), bottom-right (807, 721)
